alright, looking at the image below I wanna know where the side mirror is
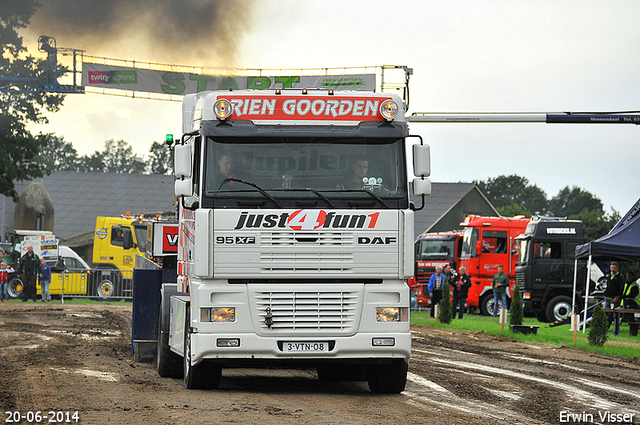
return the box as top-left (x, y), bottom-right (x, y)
top-left (174, 144), bottom-right (192, 178)
top-left (413, 178), bottom-right (432, 196)
top-left (175, 179), bottom-right (193, 197)
top-left (413, 143), bottom-right (431, 177)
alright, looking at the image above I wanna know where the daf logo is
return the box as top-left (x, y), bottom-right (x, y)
top-left (357, 236), bottom-right (397, 245)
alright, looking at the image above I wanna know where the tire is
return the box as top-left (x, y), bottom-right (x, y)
top-left (545, 295), bottom-right (574, 323)
top-left (480, 293), bottom-right (508, 316)
top-left (366, 359), bottom-right (408, 394)
top-left (156, 306), bottom-right (183, 378)
top-left (535, 310), bottom-right (548, 322)
top-left (7, 277), bottom-right (23, 299)
top-left (96, 279), bottom-right (116, 298)
top-left (183, 307), bottom-right (222, 390)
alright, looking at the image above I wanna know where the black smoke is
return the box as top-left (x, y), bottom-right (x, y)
top-left (25, 0), bottom-right (257, 65)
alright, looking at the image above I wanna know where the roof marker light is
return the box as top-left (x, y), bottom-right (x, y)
top-left (380, 100), bottom-right (399, 121)
top-left (302, 88), bottom-right (308, 95)
top-left (213, 99), bottom-right (233, 120)
top-left (275, 89), bottom-right (281, 95)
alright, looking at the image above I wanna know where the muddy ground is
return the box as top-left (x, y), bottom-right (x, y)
top-left (1, 303), bottom-right (639, 425)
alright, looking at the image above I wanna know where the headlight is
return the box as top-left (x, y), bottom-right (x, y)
top-left (213, 99), bottom-right (233, 120)
top-left (201, 307), bottom-right (235, 322)
top-left (379, 100), bottom-right (399, 121)
top-left (376, 307), bottom-right (408, 322)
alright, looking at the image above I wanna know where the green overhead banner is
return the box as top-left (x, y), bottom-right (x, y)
top-left (82, 63), bottom-right (376, 95)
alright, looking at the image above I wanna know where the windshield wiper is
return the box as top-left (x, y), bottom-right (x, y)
top-left (273, 188), bottom-right (336, 208)
top-left (341, 189), bottom-right (389, 208)
top-left (220, 178), bottom-right (282, 208)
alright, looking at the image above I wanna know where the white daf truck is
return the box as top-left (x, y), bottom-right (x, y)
top-left (155, 88), bottom-right (431, 393)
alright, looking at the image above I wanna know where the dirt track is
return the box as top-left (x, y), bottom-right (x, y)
top-left (1, 303), bottom-right (639, 425)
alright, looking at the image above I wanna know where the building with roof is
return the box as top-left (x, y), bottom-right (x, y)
top-left (410, 182), bottom-right (499, 239)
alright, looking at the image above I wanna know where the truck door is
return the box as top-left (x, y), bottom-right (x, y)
top-left (531, 241), bottom-right (564, 290)
top-left (479, 230), bottom-right (509, 275)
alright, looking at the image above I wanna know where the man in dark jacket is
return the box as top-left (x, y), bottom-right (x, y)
top-left (451, 266), bottom-right (472, 319)
top-left (603, 262), bottom-right (624, 307)
top-left (603, 261), bottom-right (624, 327)
top-left (19, 246), bottom-right (40, 302)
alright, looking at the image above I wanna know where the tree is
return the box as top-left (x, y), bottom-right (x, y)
top-left (571, 208), bottom-right (620, 241)
top-left (97, 139), bottom-right (145, 173)
top-left (497, 203), bottom-right (528, 218)
top-left (34, 133), bottom-right (79, 173)
top-left (509, 283), bottom-right (524, 326)
top-left (475, 175), bottom-right (547, 215)
top-left (588, 305), bottom-right (608, 346)
top-left (548, 186), bottom-right (603, 217)
top-left (438, 281), bottom-right (453, 324)
top-left (147, 141), bottom-right (173, 174)
top-left (0, 1), bottom-right (66, 200)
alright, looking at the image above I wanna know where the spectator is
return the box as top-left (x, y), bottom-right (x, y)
top-left (19, 246), bottom-right (40, 302)
top-left (620, 271), bottom-right (639, 310)
top-left (0, 261), bottom-right (14, 302)
top-left (492, 265), bottom-right (509, 317)
top-left (428, 266), bottom-right (445, 318)
top-left (451, 266), bottom-right (472, 319)
top-left (39, 258), bottom-right (52, 302)
top-left (603, 261), bottom-right (624, 326)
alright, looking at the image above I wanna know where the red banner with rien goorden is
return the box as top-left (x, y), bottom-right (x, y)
top-left (223, 96), bottom-right (392, 122)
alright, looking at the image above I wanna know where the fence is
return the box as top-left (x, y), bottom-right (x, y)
top-left (7, 268), bottom-right (134, 301)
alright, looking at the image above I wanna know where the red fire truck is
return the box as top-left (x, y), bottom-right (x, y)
top-left (409, 231), bottom-right (462, 309)
top-left (459, 215), bottom-right (530, 315)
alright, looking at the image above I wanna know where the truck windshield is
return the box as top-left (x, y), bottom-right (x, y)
top-left (203, 136), bottom-right (407, 208)
top-left (133, 224), bottom-right (147, 253)
top-left (460, 227), bottom-right (479, 258)
top-left (418, 240), bottom-right (456, 261)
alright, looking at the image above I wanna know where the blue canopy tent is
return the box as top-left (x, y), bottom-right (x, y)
top-left (572, 198), bottom-right (640, 331)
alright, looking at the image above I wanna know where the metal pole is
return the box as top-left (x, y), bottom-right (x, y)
top-left (407, 112), bottom-right (640, 124)
top-left (583, 255), bottom-right (592, 333)
top-left (571, 257), bottom-right (578, 331)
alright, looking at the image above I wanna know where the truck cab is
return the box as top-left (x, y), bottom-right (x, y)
top-left (459, 215), bottom-right (530, 315)
top-left (93, 215), bottom-right (147, 271)
top-left (92, 215), bottom-right (148, 298)
top-left (515, 219), bottom-right (589, 322)
top-left (411, 232), bottom-right (462, 308)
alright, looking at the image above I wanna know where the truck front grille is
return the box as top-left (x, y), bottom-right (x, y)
top-left (254, 290), bottom-right (360, 334)
top-left (261, 232), bottom-right (352, 246)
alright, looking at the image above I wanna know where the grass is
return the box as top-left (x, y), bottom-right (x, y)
top-left (411, 310), bottom-right (640, 360)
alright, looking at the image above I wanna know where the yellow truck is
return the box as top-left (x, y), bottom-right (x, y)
top-left (92, 214), bottom-right (148, 298)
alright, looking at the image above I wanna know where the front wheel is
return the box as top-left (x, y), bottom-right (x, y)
top-left (183, 307), bottom-right (222, 389)
top-left (366, 359), bottom-right (408, 394)
top-left (480, 293), bottom-right (508, 316)
top-left (7, 277), bottom-right (23, 299)
top-left (545, 295), bottom-right (574, 323)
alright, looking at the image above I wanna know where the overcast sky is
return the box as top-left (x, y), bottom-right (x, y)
top-left (23, 0), bottom-right (640, 215)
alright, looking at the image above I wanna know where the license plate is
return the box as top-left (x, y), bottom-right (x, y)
top-left (283, 342), bottom-right (329, 352)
